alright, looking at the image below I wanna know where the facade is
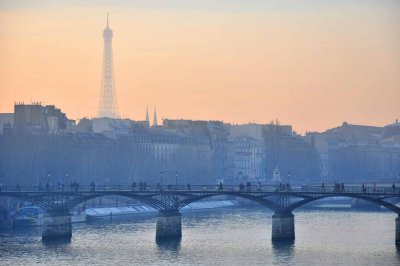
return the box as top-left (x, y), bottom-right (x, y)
top-left (14, 103), bottom-right (74, 135)
top-left (2, 103), bottom-right (399, 185)
top-left (0, 113), bottom-right (13, 135)
top-left (305, 121), bottom-right (400, 181)
top-left (263, 122), bottom-right (318, 182)
top-left (163, 119), bottom-right (229, 180)
top-left (230, 136), bottom-right (265, 182)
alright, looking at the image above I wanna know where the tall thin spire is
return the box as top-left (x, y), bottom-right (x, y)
top-left (146, 106), bottom-right (149, 124)
top-left (97, 13), bottom-right (119, 119)
top-left (153, 107), bottom-right (158, 126)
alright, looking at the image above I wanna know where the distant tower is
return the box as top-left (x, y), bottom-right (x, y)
top-left (97, 13), bottom-right (119, 118)
top-left (145, 106), bottom-right (149, 124)
top-left (153, 107), bottom-right (158, 126)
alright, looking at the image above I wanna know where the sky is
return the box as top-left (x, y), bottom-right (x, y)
top-left (0, 0), bottom-right (399, 133)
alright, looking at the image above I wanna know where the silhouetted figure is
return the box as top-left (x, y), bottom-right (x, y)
top-left (218, 182), bottom-right (223, 191)
top-left (321, 183), bottom-right (325, 192)
top-left (392, 183), bottom-right (396, 193)
top-left (16, 183), bottom-right (21, 191)
top-left (187, 183), bottom-right (191, 191)
top-left (257, 181), bottom-right (262, 191)
top-left (334, 182), bottom-right (341, 193)
top-left (340, 183), bottom-right (344, 192)
top-left (239, 182), bottom-right (244, 192)
top-left (131, 181), bottom-right (137, 191)
top-left (90, 182), bottom-right (96, 192)
top-left (246, 181), bottom-right (251, 192)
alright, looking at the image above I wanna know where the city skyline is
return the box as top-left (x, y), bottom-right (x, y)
top-left (0, 0), bottom-right (399, 133)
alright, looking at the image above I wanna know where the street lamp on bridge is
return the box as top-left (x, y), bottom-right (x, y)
top-left (160, 171), bottom-right (164, 190)
top-left (175, 171), bottom-right (178, 190)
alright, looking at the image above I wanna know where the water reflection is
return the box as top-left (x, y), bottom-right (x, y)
top-left (272, 240), bottom-right (295, 264)
top-left (1, 208), bottom-right (398, 265)
top-left (156, 238), bottom-right (181, 255)
top-left (42, 238), bottom-right (71, 247)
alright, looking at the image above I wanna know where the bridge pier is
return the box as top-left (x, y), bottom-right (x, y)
top-left (271, 212), bottom-right (295, 242)
top-left (42, 209), bottom-right (72, 241)
top-left (156, 210), bottom-right (182, 241)
top-left (396, 216), bottom-right (400, 246)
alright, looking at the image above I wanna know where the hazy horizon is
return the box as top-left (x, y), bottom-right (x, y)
top-left (1, 0), bottom-right (399, 133)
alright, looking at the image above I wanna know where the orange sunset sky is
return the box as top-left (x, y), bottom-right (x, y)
top-left (0, 0), bottom-right (399, 134)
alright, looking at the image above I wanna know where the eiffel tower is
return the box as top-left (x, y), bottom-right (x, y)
top-left (97, 13), bottom-right (119, 118)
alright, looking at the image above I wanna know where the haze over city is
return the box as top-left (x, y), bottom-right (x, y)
top-left (1, 0), bottom-right (399, 133)
top-left (2, 1), bottom-right (400, 265)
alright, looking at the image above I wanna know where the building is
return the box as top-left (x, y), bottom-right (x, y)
top-left (305, 121), bottom-right (400, 181)
top-left (14, 102), bottom-right (74, 135)
top-left (263, 122), bottom-right (318, 182)
top-left (230, 136), bottom-right (265, 182)
top-left (0, 113), bottom-right (14, 135)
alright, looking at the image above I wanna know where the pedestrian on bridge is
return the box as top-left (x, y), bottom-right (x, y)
top-left (321, 183), bottom-right (325, 192)
top-left (246, 181), bottom-right (251, 192)
top-left (90, 182), bottom-right (96, 192)
top-left (392, 183), bottom-right (396, 193)
top-left (218, 182), bottom-right (223, 191)
top-left (239, 182), bottom-right (244, 192)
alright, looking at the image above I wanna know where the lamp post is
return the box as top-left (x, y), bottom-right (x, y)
top-left (175, 171), bottom-right (178, 190)
top-left (160, 171), bottom-right (164, 190)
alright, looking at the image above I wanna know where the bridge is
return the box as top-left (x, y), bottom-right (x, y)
top-left (1, 184), bottom-right (400, 245)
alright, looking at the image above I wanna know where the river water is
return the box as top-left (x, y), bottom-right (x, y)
top-left (1, 206), bottom-right (399, 266)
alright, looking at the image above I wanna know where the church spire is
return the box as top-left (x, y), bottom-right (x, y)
top-left (146, 106), bottom-right (149, 124)
top-left (153, 107), bottom-right (158, 126)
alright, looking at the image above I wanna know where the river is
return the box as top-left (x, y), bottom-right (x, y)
top-left (1, 206), bottom-right (399, 265)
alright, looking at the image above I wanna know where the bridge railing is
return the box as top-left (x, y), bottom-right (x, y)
top-left (0, 184), bottom-right (399, 194)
